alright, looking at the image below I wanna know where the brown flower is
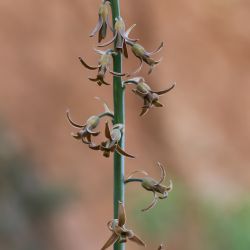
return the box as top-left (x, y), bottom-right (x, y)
top-left (79, 49), bottom-right (126, 86)
top-left (123, 77), bottom-right (175, 116)
top-left (90, 0), bottom-right (112, 42)
top-left (66, 98), bottom-right (113, 144)
top-left (98, 17), bottom-right (138, 58)
top-left (101, 201), bottom-right (146, 249)
top-left (129, 42), bottom-right (163, 75)
top-left (89, 122), bottom-right (135, 158)
top-left (125, 162), bottom-right (173, 212)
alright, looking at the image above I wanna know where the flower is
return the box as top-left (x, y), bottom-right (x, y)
top-left (129, 42), bottom-right (163, 75)
top-left (89, 122), bottom-right (135, 158)
top-left (123, 77), bottom-right (175, 116)
top-left (101, 201), bottom-right (146, 249)
top-left (90, 0), bottom-right (112, 42)
top-left (98, 17), bottom-right (138, 58)
top-left (66, 97), bottom-right (113, 144)
top-left (79, 49), bottom-right (126, 86)
top-left (125, 162), bottom-right (173, 212)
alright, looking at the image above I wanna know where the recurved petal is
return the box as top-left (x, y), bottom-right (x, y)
top-left (140, 106), bottom-right (149, 116)
top-left (82, 136), bottom-right (91, 145)
top-left (105, 122), bottom-right (112, 139)
top-left (126, 170), bottom-right (149, 179)
top-left (90, 15), bottom-right (103, 37)
top-left (118, 201), bottom-right (126, 226)
top-left (128, 234), bottom-right (146, 247)
top-left (99, 22), bottom-right (107, 42)
top-left (127, 58), bottom-right (143, 77)
top-left (66, 110), bottom-right (86, 128)
top-left (156, 162), bottom-right (166, 185)
top-left (86, 127), bottom-right (100, 136)
top-left (141, 192), bottom-right (158, 212)
top-left (145, 42), bottom-right (164, 56)
top-left (89, 144), bottom-right (101, 150)
top-left (124, 23), bottom-right (136, 37)
top-left (116, 144), bottom-right (135, 158)
top-left (123, 41), bottom-right (128, 58)
top-left (101, 232), bottom-right (119, 250)
top-left (153, 82), bottom-right (176, 95)
top-left (153, 101), bottom-right (164, 107)
top-left (166, 179), bottom-right (173, 192)
top-left (78, 57), bottom-right (99, 70)
top-left (98, 32), bottom-right (117, 47)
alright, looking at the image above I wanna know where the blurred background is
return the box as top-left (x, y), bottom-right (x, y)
top-left (1, 0), bottom-right (250, 249)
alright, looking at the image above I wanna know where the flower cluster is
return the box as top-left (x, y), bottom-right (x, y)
top-left (125, 162), bottom-right (173, 212)
top-left (101, 202), bottom-right (146, 249)
top-left (89, 122), bottom-right (135, 158)
top-left (79, 49), bottom-right (126, 86)
top-left (77, 0), bottom-right (175, 117)
top-left (123, 77), bottom-right (175, 116)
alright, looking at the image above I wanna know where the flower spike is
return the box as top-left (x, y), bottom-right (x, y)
top-left (79, 49), bottom-right (126, 86)
top-left (66, 98), bottom-right (113, 144)
top-left (123, 77), bottom-right (175, 116)
top-left (125, 162), bottom-right (173, 212)
top-left (101, 202), bottom-right (146, 249)
top-left (89, 122), bottom-right (135, 158)
top-left (98, 17), bottom-right (138, 58)
top-left (90, 0), bottom-right (112, 42)
top-left (129, 42), bottom-right (164, 75)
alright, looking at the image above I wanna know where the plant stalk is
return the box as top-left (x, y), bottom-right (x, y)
top-left (110, 1), bottom-right (125, 250)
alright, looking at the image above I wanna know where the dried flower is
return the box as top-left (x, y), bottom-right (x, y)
top-left (101, 201), bottom-right (146, 249)
top-left (90, 0), bottom-right (112, 42)
top-left (125, 162), bottom-right (173, 212)
top-left (129, 42), bottom-right (163, 75)
top-left (66, 97), bottom-right (113, 144)
top-left (89, 122), bottom-right (135, 158)
top-left (79, 49), bottom-right (126, 86)
top-left (123, 77), bottom-right (175, 116)
top-left (98, 17), bottom-right (138, 58)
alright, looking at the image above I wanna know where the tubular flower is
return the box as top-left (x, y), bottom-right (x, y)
top-left (101, 201), bottom-right (146, 250)
top-left (130, 42), bottom-right (164, 75)
top-left (90, 0), bottom-right (111, 42)
top-left (125, 162), bottom-right (173, 212)
top-left (89, 122), bottom-right (135, 158)
top-left (123, 77), bottom-right (175, 116)
top-left (66, 98), bottom-right (113, 144)
top-left (98, 17), bottom-right (138, 58)
top-left (79, 49), bottom-right (126, 86)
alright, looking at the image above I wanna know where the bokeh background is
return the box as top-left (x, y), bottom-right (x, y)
top-left (1, 0), bottom-right (250, 249)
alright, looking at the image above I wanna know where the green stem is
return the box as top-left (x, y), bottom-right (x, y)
top-left (124, 178), bottom-right (143, 184)
top-left (110, 1), bottom-right (125, 250)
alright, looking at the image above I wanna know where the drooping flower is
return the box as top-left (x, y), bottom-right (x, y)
top-left (125, 162), bottom-right (173, 212)
top-left (90, 0), bottom-right (112, 42)
top-left (101, 201), bottom-right (146, 249)
top-left (66, 97), bottom-right (113, 144)
top-left (123, 77), bottom-right (175, 116)
top-left (98, 17), bottom-right (138, 58)
top-left (79, 49), bottom-right (126, 86)
top-left (129, 42), bottom-right (163, 75)
top-left (89, 122), bottom-right (135, 158)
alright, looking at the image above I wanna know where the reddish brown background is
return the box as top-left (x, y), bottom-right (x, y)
top-left (1, 0), bottom-right (250, 249)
